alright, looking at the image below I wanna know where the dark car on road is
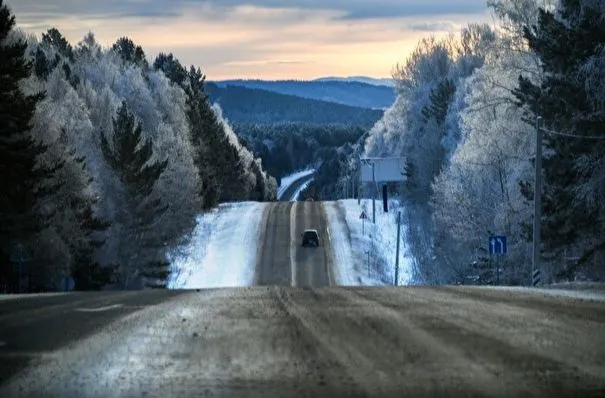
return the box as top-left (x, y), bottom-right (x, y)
top-left (301, 229), bottom-right (320, 247)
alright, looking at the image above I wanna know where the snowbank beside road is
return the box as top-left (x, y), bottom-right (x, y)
top-left (326, 199), bottom-right (414, 286)
top-left (168, 202), bottom-right (266, 289)
top-left (277, 169), bottom-right (315, 199)
top-left (476, 285), bottom-right (605, 302)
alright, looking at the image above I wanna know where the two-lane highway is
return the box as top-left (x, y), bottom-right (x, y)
top-left (1, 286), bottom-right (604, 397)
top-left (255, 201), bottom-right (332, 287)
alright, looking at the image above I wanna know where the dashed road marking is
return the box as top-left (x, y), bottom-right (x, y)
top-left (75, 304), bottom-right (123, 313)
top-left (290, 201), bottom-right (298, 287)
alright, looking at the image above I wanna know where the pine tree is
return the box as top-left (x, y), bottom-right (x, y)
top-left (0, 0), bottom-right (56, 291)
top-left (101, 101), bottom-right (168, 287)
top-left (514, 0), bottom-right (605, 273)
top-left (184, 66), bottom-right (223, 208)
top-left (41, 28), bottom-right (73, 61)
top-left (71, 204), bottom-right (111, 290)
top-left (112, 37), bottom-right (147, 68)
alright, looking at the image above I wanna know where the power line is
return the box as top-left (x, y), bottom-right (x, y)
top-left (542, 127), bottom-right (605, 140)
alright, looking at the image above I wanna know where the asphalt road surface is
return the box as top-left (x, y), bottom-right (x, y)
top-left (279, 173), bottom-right (315, 201)
top-left (255, 201), bottom-right (332, 287)
top-left (1, 286), bottom-right (604, 397)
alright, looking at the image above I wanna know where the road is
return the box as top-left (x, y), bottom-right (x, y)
top-left (279, 173), bottom-right (315, 201)
top-left (255, 201), bottom-right (332, 287)
top-left (0, 290), bottom-right (187, 384)
top-left (1, 286), bottom-right (604, 397)
top-left (1, 190), bottom-right (604, 397)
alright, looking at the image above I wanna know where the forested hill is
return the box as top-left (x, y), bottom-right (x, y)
top-left (206, 83), bottom-right (383, 127)
top-left (212, 79), bottom-right (396, 109)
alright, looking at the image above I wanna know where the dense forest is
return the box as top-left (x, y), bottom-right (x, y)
top-left (365, 0), bottom-right (604, 285)
top-left (213, 79), bottom-right (397, 109)
top-left (0, 0), bottom-right (276, 292)
top-left (234, 123), bottom-right (365, 185)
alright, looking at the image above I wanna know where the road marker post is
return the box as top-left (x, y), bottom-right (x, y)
top-left (394, 211), bottom-right (401, 286)
top-left (532, 269), bottom-right (541, 286)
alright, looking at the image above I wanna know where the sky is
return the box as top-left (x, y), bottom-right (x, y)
top-left (8, 0), bottom-right (491, 80)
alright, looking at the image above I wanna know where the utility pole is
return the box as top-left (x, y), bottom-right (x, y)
top-left (372, 162), bottom-right (376, 223)
top-left (395, 211), bottom-right (401, 286)
top-left (533, 116), bottom-right (543, 286)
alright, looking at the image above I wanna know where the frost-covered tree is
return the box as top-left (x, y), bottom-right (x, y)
top-left (3, 6), bottom-right (279, 290)
top-left (514, 0), bottom-right (605, 279)
top-left (365, 24), bottom-right (496, 282)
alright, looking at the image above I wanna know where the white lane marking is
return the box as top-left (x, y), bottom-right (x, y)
top-left (290, 201), bottom-right (298, 287)
top-left (75, 304), bottom-right (123, 313)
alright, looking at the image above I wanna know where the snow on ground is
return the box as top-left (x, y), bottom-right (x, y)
top-left (474, 285), bottom-right (605, 302)
top-left (326, 199), bottom-right (414, 286)
top-left (168, 202), bottom-right (266, 289)
top-left (277, 169), bottom-right (315, 199)
top-left (290, 178), bottom-right (314, 201)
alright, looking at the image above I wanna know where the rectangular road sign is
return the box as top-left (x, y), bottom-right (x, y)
top-left (488, 236), bottom-right (507, 255)
top-left (360, 157), bottom-right (405, 183)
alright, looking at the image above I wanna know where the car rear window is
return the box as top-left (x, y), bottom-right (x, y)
top-left (304, 231), bottom-right (318, 239)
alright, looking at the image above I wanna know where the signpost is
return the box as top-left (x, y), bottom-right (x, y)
top-left (10, 244), bottom-right (30, 293)
top-left (488, 236), bottom-right (507, 255)
top-left (57, 276), bottom-right (75, 292)
top-left (488, 236), bottom-right (507, 285)
top-left (394, 211), bottom-right (401, 286)
top-left (360, 157), bottom-right (405, 224)
top-left (360, 211), bottom-right (367, 235)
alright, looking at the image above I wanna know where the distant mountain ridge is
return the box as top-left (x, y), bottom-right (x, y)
top-left (313, 76), bottom-right (395, 87)
top-left (211, 78), bottom-right (397, 110)
top-left (205, 83), bottom-right (383, 127)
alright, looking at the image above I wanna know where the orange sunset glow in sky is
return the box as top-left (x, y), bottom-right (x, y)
top-left (9, 0), bottom-right (491, 80)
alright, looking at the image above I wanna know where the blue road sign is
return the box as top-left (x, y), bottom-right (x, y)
top-left (489, 236), bottom-right (507, 255)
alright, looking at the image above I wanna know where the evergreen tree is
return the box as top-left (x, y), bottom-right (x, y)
top-left (0, 0), bottom-right (55, 291)
top-left (422, 79), bottom-right (456, 126)
top-left (184, 66), bottom-right (223, 208)
top-left (153, 53), bottom-right (187, 86)
top-left (63, 153), bottom-right (110, 290)
top-left (514, 0), bottom-right (605, 272)
top-left (112, 37), bottom-right (147, 68)
top-left (71, 204), bottom-right (111, 290)
top-left (101, 101), bottom-right (168, 286)
top-left (41, 28), bottom-right (73, 61)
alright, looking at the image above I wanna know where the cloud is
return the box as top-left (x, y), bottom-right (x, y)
top-left (406, 21), bottom-right (460, 32)
top-left (9, 0), bottom-right (487, 21)
top-left (7, 0), bottom-right (491, 79)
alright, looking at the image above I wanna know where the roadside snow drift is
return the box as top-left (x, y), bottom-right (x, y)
top-left (277, 169), bottom-right (315, 199)
top-left (326, 199), bottom-right (414, 286)
top-left (168, 202), bottom-right (266, 289)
